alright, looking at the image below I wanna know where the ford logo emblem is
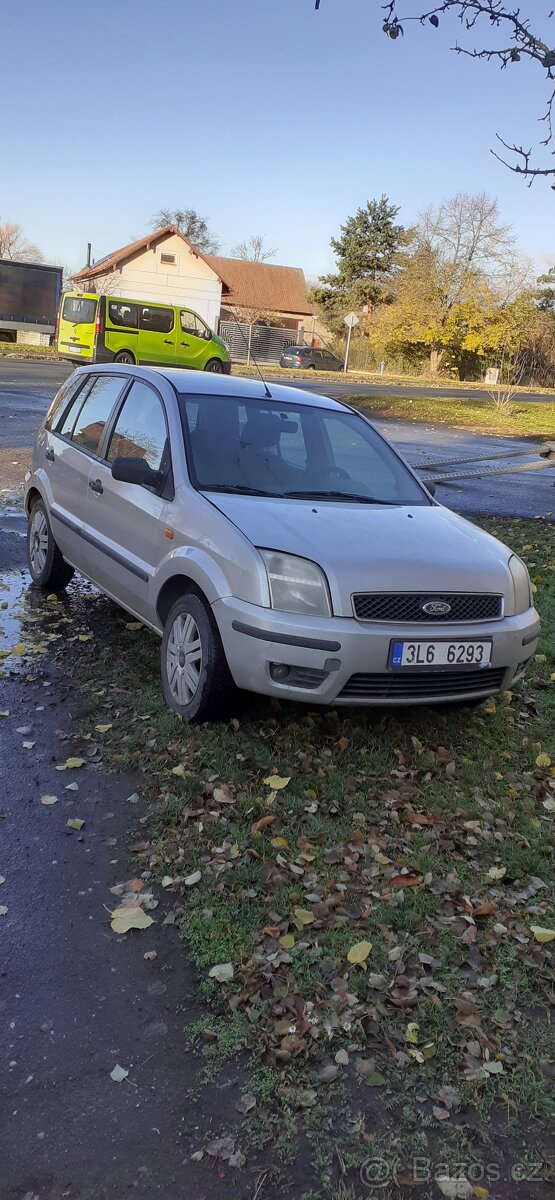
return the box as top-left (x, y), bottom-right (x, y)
top-left (422, 600), bottom-right (451, 615)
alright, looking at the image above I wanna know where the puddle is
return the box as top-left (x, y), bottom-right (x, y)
top-left (0, 570), bottom-right (109, 675)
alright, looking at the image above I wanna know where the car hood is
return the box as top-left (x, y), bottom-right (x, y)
top-left (207, 494), bottom-right (516, 616)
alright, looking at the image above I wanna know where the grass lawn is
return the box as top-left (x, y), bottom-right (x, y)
top-left (65, 518), bottom-right (555, 1197)
top-left (346, 393), bottom-right (555, 440)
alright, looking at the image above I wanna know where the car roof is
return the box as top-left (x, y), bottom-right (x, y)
top-left (72, 363), bottom-right (345, 412)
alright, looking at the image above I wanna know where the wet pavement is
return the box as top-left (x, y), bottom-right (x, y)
top-left (0, 509), bottom-right (250, 1200)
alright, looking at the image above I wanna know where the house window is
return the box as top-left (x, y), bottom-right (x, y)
top-left (161, 252), bottom-right (176, 265)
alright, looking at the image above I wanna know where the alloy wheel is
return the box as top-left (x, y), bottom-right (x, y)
top-left (29, 508), bottom-right (49, 576)
top-left (166, 612), bottom-right (203, 705)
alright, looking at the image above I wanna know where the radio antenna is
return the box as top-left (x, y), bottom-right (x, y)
top-left (223, 307), bottom-right (273, 399)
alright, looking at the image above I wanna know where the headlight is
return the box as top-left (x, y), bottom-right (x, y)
top-left (509, 554), bottom-right (532, 614)
top-left (258, 550), bottom-right (332, 617)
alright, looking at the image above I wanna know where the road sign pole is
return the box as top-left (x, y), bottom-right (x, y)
top-left (344, 323), bottom-right (352, 374)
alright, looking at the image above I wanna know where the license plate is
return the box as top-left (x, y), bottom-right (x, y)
top-left (71, 345), bottom-right (82, 353)
top-left (390, 640), bottom-right (492, 669)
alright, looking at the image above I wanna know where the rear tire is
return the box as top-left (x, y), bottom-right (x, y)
top-left (27, 498), bottom-right (75, 590)
top-left (161, 592), bottom-right (237, 722)
top-left (204, 358), bottom-right (224, 373)
top-left (114, 350), bottom-right (135, 364)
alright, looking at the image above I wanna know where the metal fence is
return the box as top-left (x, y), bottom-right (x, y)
top-left (219, 320), bottom-right (299, 365)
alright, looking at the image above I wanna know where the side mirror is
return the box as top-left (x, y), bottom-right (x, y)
top-left (111, 456), bottom-right (161, 489)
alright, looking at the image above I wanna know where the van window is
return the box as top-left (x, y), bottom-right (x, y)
top-left (140, 306), bottom-right (174, 334)
top-left (70, 377), bottom-right (126, 454)
top-left (62, 296), bottom-right (97, 325)
top-left (181, 310), bottom-right (209, 339)
top-left (107, 381), bottom-right (168, 471)
top-left (108, 301), bottom-right (138, 328)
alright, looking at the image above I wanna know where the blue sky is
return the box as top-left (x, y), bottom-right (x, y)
top-left (2, 0), bottom-right (554, 279)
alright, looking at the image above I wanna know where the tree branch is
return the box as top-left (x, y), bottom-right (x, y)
top-left (315, 2), bottom-right (555, 181)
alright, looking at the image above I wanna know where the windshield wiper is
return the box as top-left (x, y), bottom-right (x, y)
top-left (283, 490), bottom-right (402, 505)
top-left (201, 484), bottom-right (275, 497)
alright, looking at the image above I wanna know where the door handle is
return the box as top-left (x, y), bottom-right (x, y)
top-left (89, 478), bottom-right (103, 495)
top-left (181, 341), bottom-right (190, 346)
top-left (164, 339), bottom-right (172, 344)
top-left (45, 447), bottom-right (55, 462)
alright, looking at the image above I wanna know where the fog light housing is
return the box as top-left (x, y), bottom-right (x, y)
top-left (270, 663), bottom-right (291, 682)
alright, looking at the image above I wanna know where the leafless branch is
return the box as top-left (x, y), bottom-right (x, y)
top-left (316, 2), bottom-right (555, 182)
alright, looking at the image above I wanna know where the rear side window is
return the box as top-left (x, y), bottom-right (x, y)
top-left (67, 376), bottom-right (126, 454)
top-left (107, 381), bottom-right (168, 471)
top-left (139, 306), bottom-right (174, 334)
top-left (44, 376), bottom-right (83, 432)
top-left (62, 296), bottom-right (97, 325)
top-left (108, 301), bottom-right (138, 328)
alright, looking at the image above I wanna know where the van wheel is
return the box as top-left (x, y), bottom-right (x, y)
top-left (161, 593), bottom-right (236, 722)
top-left (114, 351), bottom-right (135, 364)
top-left (204, 358), bottom-right (224, 373)
top-left (27, 499), bottom-right (75, 590)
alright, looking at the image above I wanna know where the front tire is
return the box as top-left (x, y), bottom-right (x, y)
top-left (27, 499), bottom-right (75, 590)
top-left (114, 350), bottom-right (135, 364)
top-left (161, 592), bottom-right (236, 721)
top-left (204, 358), bottom-right (224, 373)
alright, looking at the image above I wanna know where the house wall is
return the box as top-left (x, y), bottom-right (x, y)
top-left (91, 234), bottom-right (222, 329)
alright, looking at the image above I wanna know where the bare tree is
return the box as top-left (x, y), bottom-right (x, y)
top-left (230, 234), bottom-right (278, 262)
top-left (415, 192), bottom-right (515, 371)
top-left (150, 208), bottom-right (219, 254)
top-left (487, 344), bottom-right (527, 411)
top-left (315, 2), bottom-right (555, 186)
top-left (0, 219), bottom-right (43, 263)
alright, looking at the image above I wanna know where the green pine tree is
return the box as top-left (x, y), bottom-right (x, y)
top-left (309, 196), bottom-right (408, 335)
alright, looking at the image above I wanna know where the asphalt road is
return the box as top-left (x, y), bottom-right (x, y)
top-left (0, 517), bottom-right (251, 1200)
top-left (0, 359), bottom-right (553, 519)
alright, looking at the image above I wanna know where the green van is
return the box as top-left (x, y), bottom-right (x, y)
top-left (57, 292), bottom-right (231, 373)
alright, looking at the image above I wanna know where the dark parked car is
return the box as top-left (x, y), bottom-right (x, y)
top-left (280, 345), bottom-right (344, 371)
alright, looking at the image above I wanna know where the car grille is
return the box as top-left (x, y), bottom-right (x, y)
top-left (352, 593), bottom-right (503, 623)
top-left (338, 667), bottom-right (506, 701)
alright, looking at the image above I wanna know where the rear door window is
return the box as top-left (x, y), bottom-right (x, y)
top-left (139, 306), bottom-right (174, 334)
top-left (67, 376), bottom-right (126, 454)
top-left (62, 296), bottom-right (97, 325)
top-left (107, 381), bottom-right (168, 471)
top-left (108, 301), bottom-right (138, 329)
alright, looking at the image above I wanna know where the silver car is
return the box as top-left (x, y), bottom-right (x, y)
top-left (25, 365), bottom-right (540, 721)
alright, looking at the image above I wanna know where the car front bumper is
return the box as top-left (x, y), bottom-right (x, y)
top-left (213, 597), bottom-right (541, 705)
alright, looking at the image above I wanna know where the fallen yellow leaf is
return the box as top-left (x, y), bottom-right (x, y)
top-left (271, 836), bottom-right (289, 848)
top-left (46, 593), bottom-right (58, 602)
top-left (293, 907), bottom-right (314, 929)
top-left (67, 818), bottom-right (85, 830)
top-left (111, 906), bottom-right (154, 934)
top-left (95, 724), bottom-right (112, 734)
top-left (65, 757), bottom-right (86, 769)
top-left (40, 795), bottom-right (58, 806)
top-left (264, 775), bottom-right (291, 790)
top-left (405, 1021), bottom-right (419, 1044)
top-left (530, 925), bottom-right (555, 943)
top-left (535, 752), bottom-right (551, 769)
top-left (347, 940), bottom-right (373, 965)
top-left (280, 934), bottom-right (295, 949)
top-left (78, 634), bottom-right (92, 642)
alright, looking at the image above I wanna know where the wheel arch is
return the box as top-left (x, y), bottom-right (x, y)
top-left (155, 573), bottom-right (211, 626)
top-left (25, 485), bottom-right (43, 516)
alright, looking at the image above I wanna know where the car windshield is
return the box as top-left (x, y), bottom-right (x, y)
top-left (179, 394), bottom-right (429, 506)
